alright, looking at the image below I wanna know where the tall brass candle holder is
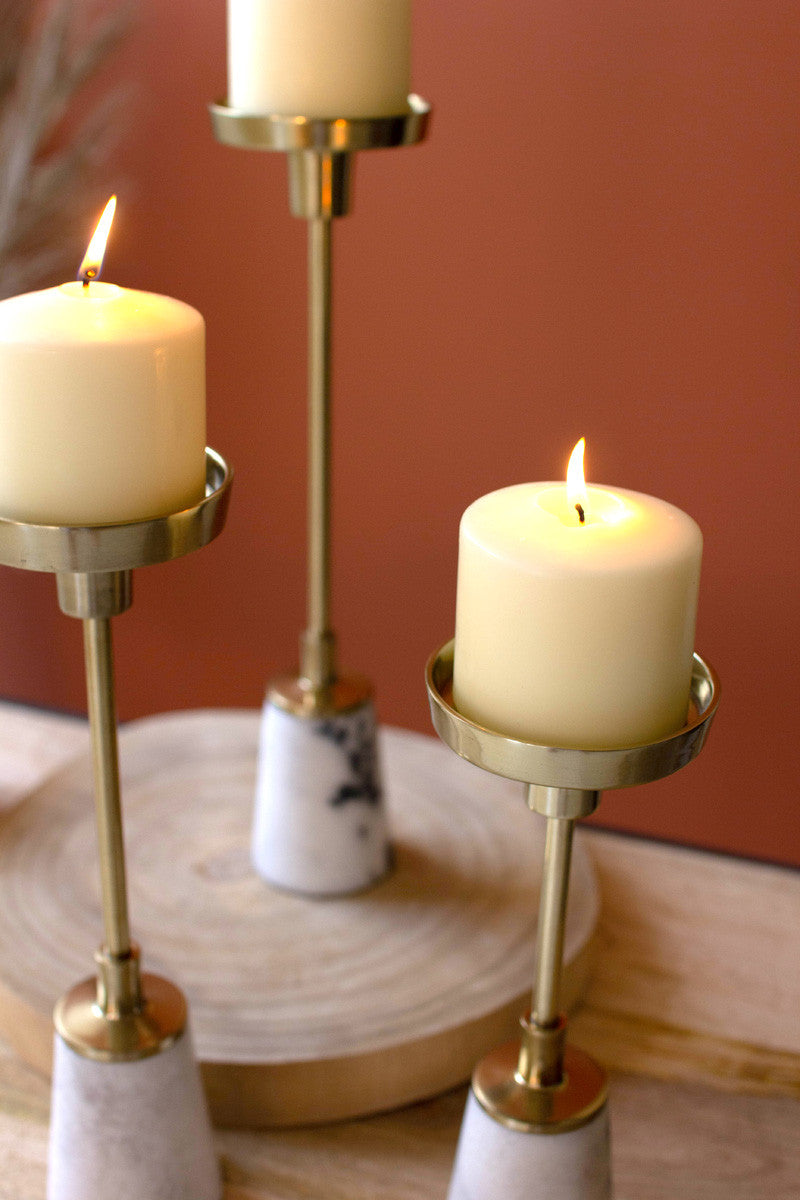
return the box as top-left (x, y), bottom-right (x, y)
top-left (426, 639), bottom-right (720, 1200)
top-left (210, 96), bottom-right (430, 895)
top-left (0, 448), bottom-right (232, 1200)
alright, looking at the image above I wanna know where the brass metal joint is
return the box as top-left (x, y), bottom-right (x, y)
top-left (527, 785), bottom-right (600, 820)
top-left (516, 1012), bottom-right (568, 1089)
top-left (94, 943), bottom-right (143, 1020)
top-left (288, 150), bottom-right (353, 219)
top-left (57, 569), bottom-right (133, 619)
top-left (300, 628), bottom-right (338, 692)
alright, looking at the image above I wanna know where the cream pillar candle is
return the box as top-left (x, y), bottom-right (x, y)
top-left (227, 0), bottom-right (411, 117)
top-left (453, 443), bottom-right (702, 750)
top-left (0, 242), bottom-right (206, 527)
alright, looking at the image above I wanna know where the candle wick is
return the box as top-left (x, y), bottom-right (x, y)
top-left (575, 503), bottom-right (586, 525)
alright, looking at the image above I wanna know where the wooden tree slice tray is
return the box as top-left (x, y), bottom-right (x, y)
top-left (0, 711), bottom-right (599, 1127)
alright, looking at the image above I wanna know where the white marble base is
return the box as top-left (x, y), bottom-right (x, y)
top-left (252, 697), bottom-right (392, 895)
top-left (47, 1027), bottom-right (220, 1200)
top-left (447, 1089), bottom-right (612, 1200)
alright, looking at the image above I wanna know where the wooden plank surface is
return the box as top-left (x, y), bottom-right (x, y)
top-left (1, 1047), bottom-right (798, 1200)
top-left (571, 831), bottom-right (800, 1098)
top-left (0, 701), bottom-right (798, 1197)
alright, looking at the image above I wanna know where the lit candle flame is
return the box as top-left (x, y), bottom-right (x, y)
top-left (566, 437), bottom-right (588, 524)
top-left (77, 195), bottom-right (117, 286)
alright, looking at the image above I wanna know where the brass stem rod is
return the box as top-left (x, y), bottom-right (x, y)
top-left (82, 615), bottom-right (131, 959)
top-left (302, 206), bottom-right (336, 689)
top-left (532, 814), bottom-right (574, 1028)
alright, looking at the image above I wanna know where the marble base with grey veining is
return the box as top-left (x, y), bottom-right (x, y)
top-left (252, 697), bottom-right (392, 896)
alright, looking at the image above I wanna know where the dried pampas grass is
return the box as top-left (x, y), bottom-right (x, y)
top-left (0, 0), bottom-right (133, 299)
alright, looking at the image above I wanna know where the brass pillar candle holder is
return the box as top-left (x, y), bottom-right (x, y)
top-left (426, 639), bottom-right (720, 1199)
top-left (210, 96), bottom-right (430, 895)
top-left (0, 448), bottom-right (232, 1200)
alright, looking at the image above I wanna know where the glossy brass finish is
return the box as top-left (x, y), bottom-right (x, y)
top-left (209, 94), bottom-right (431, 157)
top-left (55, 954), bottom-right (187, 1063)
top-left (209, 96), bottom-right (430, 222)
top-left (516, 1014), bottom-right (567, 1090)
top-left (426, 639), bottom-right (720, 792)
top-left (289, 151), bottom-right (352, 220)
top-left (528, 785), bottom-right (600, 820)
top-left (269, 671), bottom-right (373, 718)
top-left (57, 570), bottom-right (132, 619)
top-left (0, 448), bottom-right (232, 576)
top-left (94, 944), bottom-right (143, 1019)
top-left (210, 97), bottom-right (430, 702)
top-left (83, 614), bottom-right (130, 960)
top-left (0, 449), bottom-right (232, 1060)
top-left (299, 628), bottom-right (337, 694)
top-left (303, 212), bottom-right (334, 689)
top-left (425, 635), bottom-right (719, 1132)
top-left (472, 1038), bottom-right (608, 1135)
top-left (533, 817), bottom-right (575, 1031)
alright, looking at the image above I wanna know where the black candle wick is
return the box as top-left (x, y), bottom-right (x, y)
top-left (575, 502), bottom-right (586, 525)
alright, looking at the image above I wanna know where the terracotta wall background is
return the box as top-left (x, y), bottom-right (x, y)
top-left (0, 0), bottom-right (797, 864)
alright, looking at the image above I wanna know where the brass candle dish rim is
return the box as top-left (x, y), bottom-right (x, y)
top-left (209, 93), bottom-right (431, 153)
top-left (426, 639), bottom-right (720, 792)
top-left (0, 447), bottom-right (232, 576)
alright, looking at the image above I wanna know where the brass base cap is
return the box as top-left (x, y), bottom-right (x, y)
top-left (54, 972), bottom-right (187, 1063)
top-left (268, 672), bottom-right (373, 718)
top-left (472, 1039), bottom-right (608, 1134)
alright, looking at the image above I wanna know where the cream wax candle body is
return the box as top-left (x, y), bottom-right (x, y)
top-left (0, 281), bottom-right (206, 526)
top-left (227, 0), bottom-right (411, 117)
top-left (453, 482), bottom-right (702, 750)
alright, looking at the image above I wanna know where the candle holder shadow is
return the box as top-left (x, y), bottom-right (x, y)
top-left (426, 639), bottom-right (720, 1200)
top-left (0, 448), bottom-right (232, 1200)
top-left (208, 97), bottom-right (431, 897)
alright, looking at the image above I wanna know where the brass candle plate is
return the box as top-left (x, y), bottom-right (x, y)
top-left (209, 94), bottom-right (430, 153)
top-left (426, 640), bottom-right (720, 792)
top-left (0, 448), bottom-right (232, 575)
top-left (0, 447), bottom-right (233, 1064)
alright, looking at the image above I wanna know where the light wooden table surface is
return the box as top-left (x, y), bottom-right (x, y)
top-left (0, 701), bottom-right (797, 1199)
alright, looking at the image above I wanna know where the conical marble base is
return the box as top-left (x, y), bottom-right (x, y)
top-left (47, 1026), bottom-right (220, 1200)
top-left (447, 1088), bottom-right (612, 1200)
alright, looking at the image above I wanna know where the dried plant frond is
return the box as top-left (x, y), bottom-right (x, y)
top-left (0, 0), bottom-right (134, 299)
